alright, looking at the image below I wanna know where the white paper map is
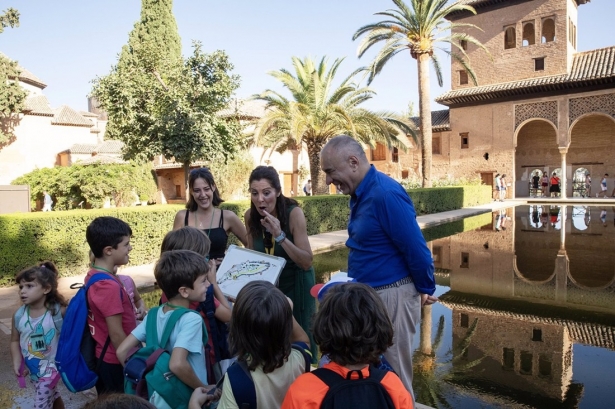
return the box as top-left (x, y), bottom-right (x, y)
top-left (216, 245), bottom-right (286, 299)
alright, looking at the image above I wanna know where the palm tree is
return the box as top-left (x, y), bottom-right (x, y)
top-left (353, 0), bottom-right (486, 188)
top-left (251, 56), bottom-right (415, 194)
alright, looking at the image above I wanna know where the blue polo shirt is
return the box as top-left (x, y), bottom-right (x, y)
top-left (347, 166), bottom-right (435, 295)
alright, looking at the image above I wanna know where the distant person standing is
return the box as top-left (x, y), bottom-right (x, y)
top-left (584, 173), bottom-right (592, 198)
top-left (550, 173), bottom-right (561, 197)
top-left (597, 174), bottom-right (609, 198)
top-left (494, 173), bottom-right (501, 201)
top-left (541, 172), bottom-right (549, 197)
top-left (532, 172), bottom-right (540, 197)
top-left (42, 191), bottom-right (53, 212)
top-left (303, 180), bottom-right (312, 196)
top-left (499, 174), bottom-right (508, 201)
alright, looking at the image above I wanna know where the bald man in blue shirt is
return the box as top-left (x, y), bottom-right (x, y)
top-left (321, 135), bottom-right (437, 397)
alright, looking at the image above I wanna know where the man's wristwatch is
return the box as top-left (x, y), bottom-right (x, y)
top-left (274, 231), bottom-right (286, 244)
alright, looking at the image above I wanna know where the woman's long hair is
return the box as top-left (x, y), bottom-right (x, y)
top-left (247, 166), bottom-right (298, 239)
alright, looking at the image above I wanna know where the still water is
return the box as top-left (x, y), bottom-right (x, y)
top-left (420, 204), bottom-right (615, 409)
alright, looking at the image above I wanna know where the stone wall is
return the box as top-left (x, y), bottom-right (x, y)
top-left (451, 0), bottom-right (574, 88)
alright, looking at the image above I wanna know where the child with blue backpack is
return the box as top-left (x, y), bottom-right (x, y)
top-left (85, 216), bottom-right (138, 394)
top-left (117, 249), bottom-right (216, 408)
top-left (282, 283), bottom-right (412, 409)
top-left (10, 261), bottom-right (67, 409)
top-left (217, 280), bottom-right (312, 409)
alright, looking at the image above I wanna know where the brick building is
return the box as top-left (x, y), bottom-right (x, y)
top-left (374, 0), bottom-right (615, 199)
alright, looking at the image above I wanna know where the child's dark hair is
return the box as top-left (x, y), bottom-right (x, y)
top-left (15, 261), bottom-right (67, 309)
top-left (154, 250), bottom-right (209, 299)
top-left (247, 166), bottom-right (299, 238)
top-left (81, 393), bottom-right (155, 409)
top-left (86, 216), bottom-right (132, 258)
top-left (186, 167), bottom-right (224, 211)
top-left (313, 283), bottom-right (393, 366)
top-left (160, 227), bottom-right (211, 257)
top-left (229, 280), bottom-right (293, 373)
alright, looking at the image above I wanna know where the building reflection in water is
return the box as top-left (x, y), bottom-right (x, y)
top-left (433, 205), bottom-right (615, 408)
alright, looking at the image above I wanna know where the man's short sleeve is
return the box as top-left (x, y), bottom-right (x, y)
top-left (88, 280), bottom-right (124, 317)
top-left (172, 312), bottom-right (204, 354)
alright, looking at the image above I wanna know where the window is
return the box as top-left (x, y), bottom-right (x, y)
top-left (535, 57), bottom-right (545, 71)
top-left (460, 252), bottom-right (469, 268)
top-left (175, 185), bottom-right (182, 198)
top-left (432, 136), bottom-right (441, 155)
top-left (401, 170), bottom-right (409, 179)
top-left (432, 246), bottom-right (442, 267)
top-left (371, 143), bottom-right (386, 161)
top-left (539, 354), bottom-right (552, 377)
top-left (569, 18), bottom-right (577, 48)
top-left (392, 147), bottom-right (399, 163)
top-left (532, 329), bottom-right (543, 342)
top-left (459, 70), bottom-right (468, 85)
top-left (460, 313), bottom-right (469, 328)
top-left (460, 132), bottom-right (469, 149)
top-left (460, 39), bottom-right (468, 51)
top-left (522, 22), bottom-right (535, 46)
top-left (542, 18), bottom-right (555, 43)
top-left (503, 348), bottom-right (515, 370)
top-left (520, 351), bottom-right (533, 374)
top-left (504, 26), bottom-right (516, 49)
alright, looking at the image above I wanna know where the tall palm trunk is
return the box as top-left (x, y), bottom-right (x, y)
top-left (417, 53), bottom-right (433, 188)
top-left (306, 139), bottom-right (327, 195)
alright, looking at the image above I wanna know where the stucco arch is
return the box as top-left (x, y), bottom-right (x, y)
top-left (569, 112), bottom-right (615, 137)
top-left (514, 118), bottom-right (558, 147)
top-left (513, 255), bottom-right (556, 284)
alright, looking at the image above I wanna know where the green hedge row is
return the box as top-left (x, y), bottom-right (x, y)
top-left (0, 185), bottom-right (492, 286)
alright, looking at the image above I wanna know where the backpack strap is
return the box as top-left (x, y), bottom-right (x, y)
top-left (198, 286), bottom-right (224, 360)
top-left (291, 342), bottom-right (312, 372)
top-left (84, 273), bottom-right (122, 368)
top-left (312, 367), bottom-right (345, 388)
top-left (14, 305), bottom-right (26, 330)
top-left (227, 359), bottom-right (256, 409)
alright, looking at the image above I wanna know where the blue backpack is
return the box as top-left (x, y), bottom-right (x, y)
top-left (55, 273), bottom-right (122, 392)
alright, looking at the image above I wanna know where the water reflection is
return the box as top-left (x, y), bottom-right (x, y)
top-left (432, 205), bottom-right (615, 408)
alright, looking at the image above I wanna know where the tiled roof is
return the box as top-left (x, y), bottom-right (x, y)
top-left (79, 110), bottom-right (100, 118)
top-left (0, 52), bottom-right (47, 89)
top-left (218, 99), bottom-right (267, 119)
top-left (76, 155), bottom-right (127, 166)
top-left (95, 140), bottom-right (124, 154)
top-left (454, 0), bottom-right (588, 10)
top-left (440, 292), bottom-right (615, 350)
top-left (154, 161), bottom-right (208, 170)
top-left (63, 144), bottom-right (97, 154)
top-left (52, 105), bottom-right (94, 127)
top-left (23, 95), bottom-right (54, 116)
top-left (410, 109), bottom-right (451, 132)
top-left (436, 46), bottom-right (615, 106)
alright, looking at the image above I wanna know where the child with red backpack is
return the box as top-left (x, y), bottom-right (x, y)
top-left (282, 282), bottom-right (413, 409)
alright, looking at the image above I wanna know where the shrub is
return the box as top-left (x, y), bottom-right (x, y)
top-left (11, 162), bottom-right (158, 210)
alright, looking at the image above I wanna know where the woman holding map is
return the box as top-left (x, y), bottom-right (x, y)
top-left (244, 166), bottom-right (316, 361)
top-left (173, 167), bottom-right (247, 265)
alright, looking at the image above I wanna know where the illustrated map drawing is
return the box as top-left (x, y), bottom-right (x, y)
top-left (216, 245), bottom-right (285, 299)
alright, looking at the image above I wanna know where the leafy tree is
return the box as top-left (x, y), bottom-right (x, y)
top-left (12, 163), bottom-right (158, 210)
top-left (354, 0), bottom-right (486, 188)
top-left (0, 7), bottom-right (19, 33)
top-left (252, 56), bottom-right (415, 194)
top-left (92, 0), bottom-right (241, 187)
top-left (0, 7), bottom-right (27, 149)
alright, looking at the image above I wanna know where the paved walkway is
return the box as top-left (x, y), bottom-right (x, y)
top-left (0, 199), bottom-right (518, 408)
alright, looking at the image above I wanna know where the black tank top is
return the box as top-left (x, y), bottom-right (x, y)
top-left (184, 210), bottom-right (228, 259)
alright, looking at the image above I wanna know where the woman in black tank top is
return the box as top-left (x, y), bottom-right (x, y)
top-left (173, 168), bottom-right (247, 264)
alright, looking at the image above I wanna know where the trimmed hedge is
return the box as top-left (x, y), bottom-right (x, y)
top-left (0, 185), bottom-right (492, 286)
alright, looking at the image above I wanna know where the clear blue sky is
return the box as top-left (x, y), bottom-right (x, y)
top-left (1, 0), bottom-right (613, 114)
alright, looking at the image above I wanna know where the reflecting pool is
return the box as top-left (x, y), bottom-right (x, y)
top-left (421, 204), bottom-right (615, 408)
